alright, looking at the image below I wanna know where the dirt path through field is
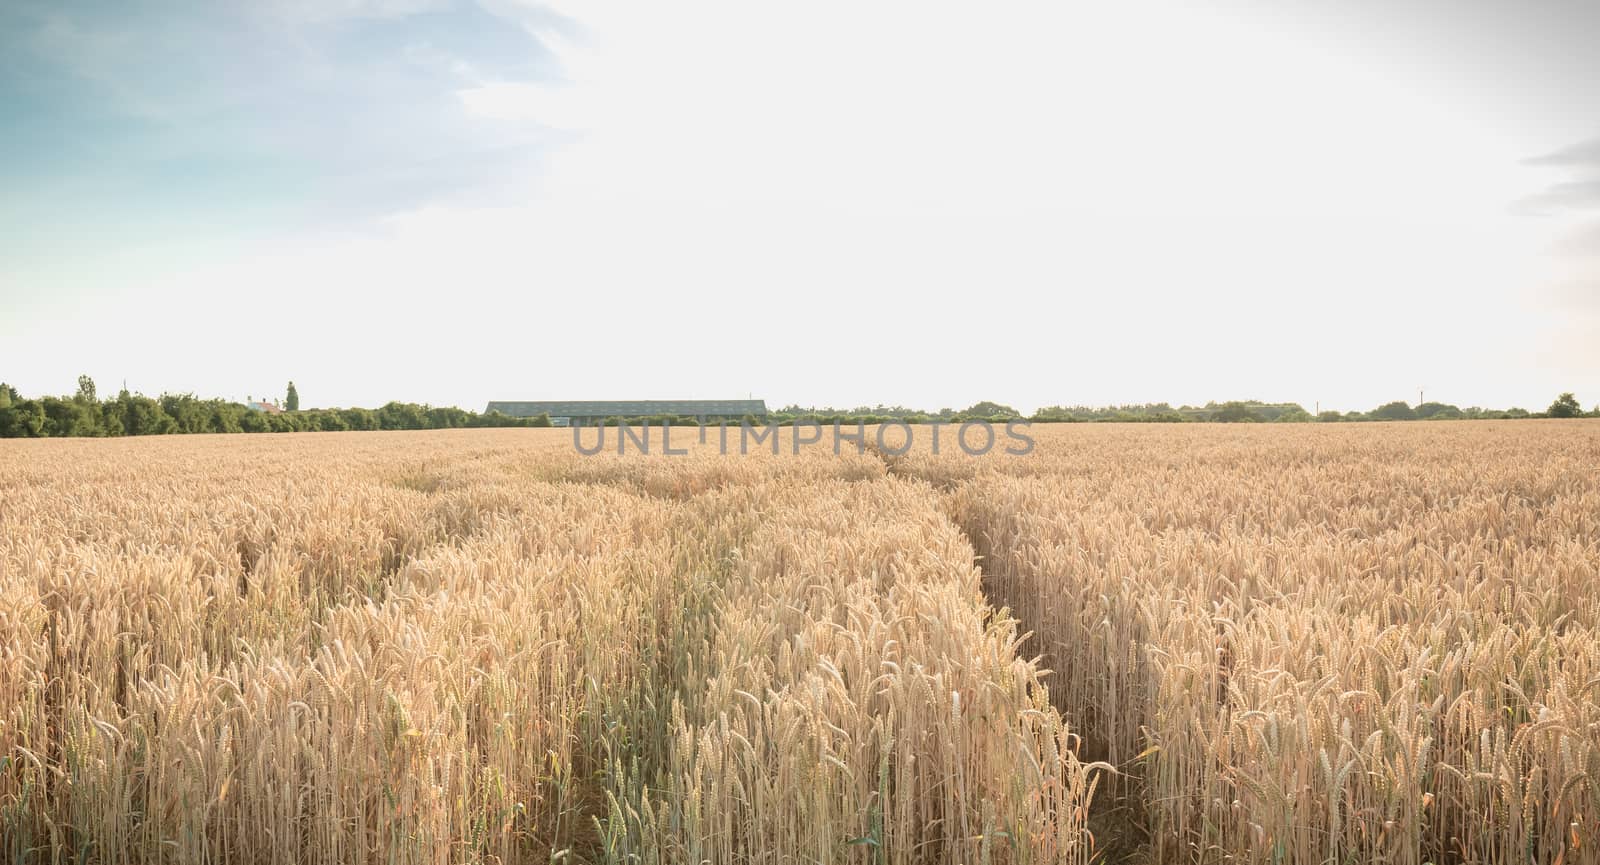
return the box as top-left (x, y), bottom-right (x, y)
top-left (864, 442), bottom-right (1152, 863)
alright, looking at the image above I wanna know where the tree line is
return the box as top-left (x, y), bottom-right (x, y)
top-left (0, 377), bottom-right (551, 438)
top-left (772, 395), bottom-right (1596, 425)
top-left (0, 379), bottom-right (1591, 438)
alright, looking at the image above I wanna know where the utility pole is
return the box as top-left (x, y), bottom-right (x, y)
top-left (1418, 386), bottom-right (1425, 407)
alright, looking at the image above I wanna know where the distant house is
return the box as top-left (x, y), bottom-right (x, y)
top-left (245, 398), bottom-right (284, 415)
top-left (485, 399), bottom-right (767, 427)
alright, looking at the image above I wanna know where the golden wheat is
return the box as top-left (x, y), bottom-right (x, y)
top-left (0, 429), bottom-right (1097, 864)
top-left (6, 421), bottom-right (1595, 863)
top-left (896, 420), bottom-right (1600, 864)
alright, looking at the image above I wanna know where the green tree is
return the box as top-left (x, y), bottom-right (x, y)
top-left (311, 411), bottom-right (350, 431)
top-left (1031, 406), bottom-right (1081, 422)
top-left (41, 397), bottom-right (99, 436)
top-left (285, 381), bottom-right (300, 412)
top-left (376, 402), bottom-right (429, 430)
top-left (959, 401), bottom-right (1021, 419)
top-left (1547, 392), bottom-right (1582, 419)
top-left (160, 394), bottom-right (212, 433)
top-left (1415, 402), bottom-right (1463, 420)
top-left (1211, 402), bottom-right (1260, 422)
top-left (340, 408), bottom-right (379, 430)
top-left (1370, 401), bottom-right (1417, 421)
top-left (0, 397), bottom-right (46, 437)
top-left (426, 406), bottom-right (470, 428)
top-left (75, 375), bottom-right (97, 404)
top-left (239, 410), bottom-right (270, 433)
top-left (115, 390), bottom-right (178, 435)
top-left (208, 404), bottom-right (245, 433)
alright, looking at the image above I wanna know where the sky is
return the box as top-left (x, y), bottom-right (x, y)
top-left (1, 0), bottom-right (1597, 414)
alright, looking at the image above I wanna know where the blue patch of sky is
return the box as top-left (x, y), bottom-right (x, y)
top-left (0, 0), bottom-right (560, 251)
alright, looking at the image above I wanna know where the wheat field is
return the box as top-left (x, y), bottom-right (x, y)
top-left (2, 422), bottom-right (1597, 864)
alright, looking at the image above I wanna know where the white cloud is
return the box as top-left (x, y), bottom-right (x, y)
top-left (405, 2), bottom-right (1558, 410)
top-left (458, 80), bottom-right (584, 126)
top-left (262, 0), bottom-right (454, 25)
top-left (8, 0), bottom-right (1593, 411)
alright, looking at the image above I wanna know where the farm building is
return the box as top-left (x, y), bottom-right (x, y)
top-left (485, 399), bottom-right (767, 426)
top-left (244, 398), bottom-right (284, 415)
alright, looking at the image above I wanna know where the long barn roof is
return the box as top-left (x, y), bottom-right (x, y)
top-left (485, 399), bottom-right (767, 418)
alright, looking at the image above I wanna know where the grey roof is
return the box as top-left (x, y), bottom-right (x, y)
top-left (486, 399), bottom-right (768, 418)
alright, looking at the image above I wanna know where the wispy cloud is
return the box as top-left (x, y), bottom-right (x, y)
top-left (1521, 136), bottom-right (1600, 214)
top-left (260, 0), bottom-right (456, 26)
top-left (1521, 181), bottom-right (1600, 214)
top-left (1523, 136), bottom-right (1600, 352)
top-left (0, 0), bottom-right (570, 239)
top-left (1526, 137), bottom-right (1600, 168)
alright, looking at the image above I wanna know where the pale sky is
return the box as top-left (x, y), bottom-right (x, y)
top-left (2, 0), bottom-right (1597, 413)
